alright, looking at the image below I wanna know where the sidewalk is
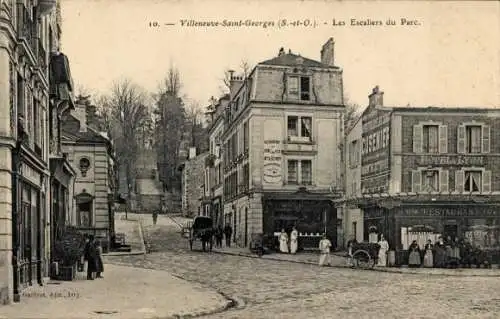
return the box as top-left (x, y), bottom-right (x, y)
top-left (0, 264), bottom-right (231, 319)
top-left (212, 246), bottom-right (500, 277)
top-left (104, 213), bottom-right (145, 256)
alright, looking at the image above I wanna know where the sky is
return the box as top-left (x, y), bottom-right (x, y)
top-left (61, 0), bottom-right (499, 109)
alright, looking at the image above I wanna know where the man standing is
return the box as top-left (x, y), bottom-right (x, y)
top-left (152, 210), bottom-right (159, 225)
top-left (224, 224), bottom-right (233, 247)
top-left (318, 235), bottom-right (332, 267)
top-left (84, 235), bottom-right (97, 280)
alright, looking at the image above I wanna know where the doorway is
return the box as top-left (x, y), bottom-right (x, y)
top-left (443, 224), bottom-right (458, 240)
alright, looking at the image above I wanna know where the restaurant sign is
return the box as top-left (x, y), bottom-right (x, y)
top-left (401, 207), bottom-right (498, 218)
top-left (416, 155), bottom-right (484, 167)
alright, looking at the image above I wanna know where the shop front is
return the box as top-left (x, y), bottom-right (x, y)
top-left (262, 189), bottom-right (337, 249)
top-left (361, 196), bottom-right (500, 265)
top-left (11, 145), bottom-right (47, 301)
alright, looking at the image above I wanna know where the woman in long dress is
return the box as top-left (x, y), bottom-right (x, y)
top-left (423, 239), bottom-right (434, 267)
top-left (408, 240), bottom-right (421, 267)
top-left (290, 227), bottom-right (298, 254)
top-left (377, 234), bottom-right (389, 267)
top-left (279, 229), bottom-right (289, 253)
top-left (434, 237), bottom-right (446, 268)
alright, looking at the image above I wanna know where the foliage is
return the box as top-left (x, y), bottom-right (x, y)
top-left (53, 227), bottom-right (85, 266)
top-left (344, 96), bottom-right (362, 133)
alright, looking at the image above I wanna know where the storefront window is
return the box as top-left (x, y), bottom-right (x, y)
top-left (401, 225), bottom-right (441, 250)
top-left (464, 219), bottom-right (500, 249)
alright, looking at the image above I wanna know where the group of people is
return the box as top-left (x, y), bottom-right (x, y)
top-left (213, 224), bottom-right (233, 248)
top-left (278, 227), bottom-right (299, 254)
top-left (81, 235), bottom-right (104, 280)
top-left (408, 235), bottom-right (488, 268)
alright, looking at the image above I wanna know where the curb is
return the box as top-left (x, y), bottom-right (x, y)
top-left (106, 262), bottom-right (238, 319)
top-left (103, 250), bottom-right (146, 257)
top-left (212, 250), bottom-right (500, 277)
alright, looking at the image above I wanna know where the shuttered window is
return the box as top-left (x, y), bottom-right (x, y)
top-left (457, 124), bottom-right (490, 154)
top-left (413, 123), bottom-right (447, 154)
top-left (455, 170), bottom-right (492, 193)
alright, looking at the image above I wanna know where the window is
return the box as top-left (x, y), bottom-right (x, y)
top-left (423, 125), bottom-right (439, 153)
top-left (287, 116), bottom-right (312, 141)
top-left (466, 125), bottom-right (482, 153)
top-left (349, 140), bottom-right (360, 167)
top-left (422, 170), bottom-right (439, 192)
top-left (288, 76), bottom-right (311, 101)
top-left (464, 170), bottom-right (481, 192)
top-left (287, 159), bottom-right (312, 185)
top-left (287, 160), bottom-right (298, 184)
top-left (243, 121), bottom-right (249, 152)
top-left (301, 160), bottom-right (312, 185)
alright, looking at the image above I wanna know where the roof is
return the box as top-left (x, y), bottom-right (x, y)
top-left (61, 115), bottom-right (110, 144)
top-left (259, 52), bottom-right (336, 69)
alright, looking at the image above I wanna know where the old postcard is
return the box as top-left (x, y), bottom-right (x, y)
top-left (0, 0), bottom-right (499, 318)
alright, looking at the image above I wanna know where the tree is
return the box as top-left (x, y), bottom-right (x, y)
top-left (220, 59), bottom-right (252, 93)
top-left (154, 65), bottom-right (186, 192)
top-left (185, 102), bottom-right (209, 153)
top-left (101, 78), bottom-right (149, 201)
top-left (344, 96), bottom-right (362, 133)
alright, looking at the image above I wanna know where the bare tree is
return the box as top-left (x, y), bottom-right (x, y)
top-left (185, 102), bottom-right (208, 152)
top-left (344, 96), bottom-right (362, 132)
top-left (219, 59), bottom-right (252, 93)
top-left (101, 78), bottom-right (149, 201)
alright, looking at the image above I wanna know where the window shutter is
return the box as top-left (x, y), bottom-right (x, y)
top-left (455, 170), bottom-right (464, 193)
top-left (412, 125), bottom-right (423, 153)
top-left (482, 125), bottom-right (490, 153)
top-left (457, 125), bottom-right (466, 154)
top-left (439, 169), bottom-right (449, 193)
top-left (482, 170), bottom-right (491, 193)
top-left (411, 170), bottom-right (421, 193)
top-left (438, 125), bottom-right (448, 153)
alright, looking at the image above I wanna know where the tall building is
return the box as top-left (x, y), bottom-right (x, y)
top-left (0, 0), bottom-right (75, 303)
top-left (347, 86), bottom-right (500, 265)
top-left (221, 38), bottom-right (345, 248)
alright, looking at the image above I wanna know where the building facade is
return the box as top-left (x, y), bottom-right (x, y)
top-left (204, 94), bottom-right (229, 226)
top-left (221, 38), bottom-right (345, 249)
top-left (61, 103), bottom-right (116, 252)
top-left (0, 0), bottom-right (75, 303)
top-left (343, 115), bottom-right (363, 246)
top-left (351, 87), bottom-right (500, 264)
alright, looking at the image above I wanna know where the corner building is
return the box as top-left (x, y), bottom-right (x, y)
top-left (222, 39), bottom-right (345, 249)
top-left (349, 87), bottom-right (500, 265)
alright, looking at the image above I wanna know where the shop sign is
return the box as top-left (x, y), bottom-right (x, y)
top-left (401, 207), bottom-right (498, 217)
top-left (416, 155), bottom-right (484, 167)
top-left (263, 139), bottom-right (282, 184)
top-left (21, 163), bottom-right (42, 187)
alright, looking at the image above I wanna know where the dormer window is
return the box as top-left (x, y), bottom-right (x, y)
top-left (288, 76), bottom-right (311, 101)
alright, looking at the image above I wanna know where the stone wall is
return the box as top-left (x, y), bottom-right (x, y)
top-left (182, 153), bottom-right (208, 216)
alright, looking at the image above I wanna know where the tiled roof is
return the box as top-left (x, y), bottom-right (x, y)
top-left (259, 53), bottom-right (332, 68)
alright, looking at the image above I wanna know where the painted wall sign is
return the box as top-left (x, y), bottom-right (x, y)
top-left (263, 139), bottom-right (282, 184)
top-left (416, 155), bottom-right (484, 167)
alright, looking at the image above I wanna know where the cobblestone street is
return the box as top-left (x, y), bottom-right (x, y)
top-left (104, 215), bottom-right (500, 318)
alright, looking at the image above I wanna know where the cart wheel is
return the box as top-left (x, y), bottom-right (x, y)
top-left (352, 249), bottom-right (374, 269)
top-left (189, 240), bottom-right (193, 251)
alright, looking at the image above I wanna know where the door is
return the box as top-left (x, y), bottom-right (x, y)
top-left (443, 224), bottom-right (458, 240)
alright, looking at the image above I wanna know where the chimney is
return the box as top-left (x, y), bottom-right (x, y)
top-left (71, 103), bottom-right (87, 132)
top-left (228, 71), bottom-right (244, 100)
top-left (320, 37), bottom-right (335, 67)
top-left (368, 86), bottom-right (384, 107)
top-left (188, 147), bottom-right (197, 160)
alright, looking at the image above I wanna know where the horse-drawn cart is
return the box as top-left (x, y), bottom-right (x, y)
top-left (350, 242), bottom-right (380, 269)
top-left (183, 216), bottom-right (214, 252)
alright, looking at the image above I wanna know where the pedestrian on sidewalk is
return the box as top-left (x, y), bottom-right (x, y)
top-left (377, 234), bottom-right (389, 267)
top-left (224, 224), bottom-right (233, 247)
top-left (318, 235), bottom-right (332, 266)
top-left (290, 227), bottom-right (298, 254)
top-left (279, 229), bottom-right (289, 253)
top-left (84, 235), bottom-right (97, 280)
top-left (152, 210), bottom-right (159, 225)
top-left (408, 240), bottom-right (421, 268)
top-left (95, 240), bottom-right (104, 278)
top-left (215, 225), bottom-right (223, 248)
